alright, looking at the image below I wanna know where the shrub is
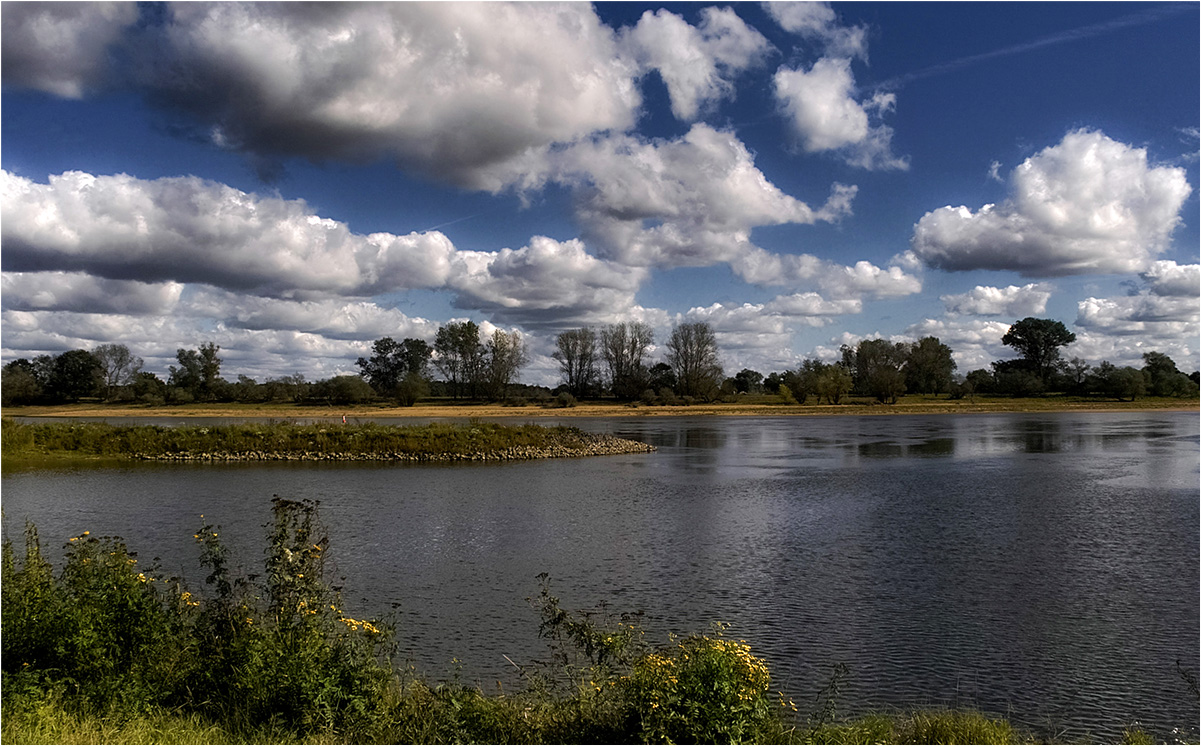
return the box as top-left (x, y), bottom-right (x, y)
top-left (393, 372), bottom-right (429, 407)
top-left (165, 387), bottom-right (194, 405)
top-left (1, 524), bottom-right (189, 713)
top-left (622, 625), bottom-right (776, 744)
top-left (2, 498), bottom-right (394, 739)
top-left (553, 391), bottom-right (577, 408)
top-left (311, 375), bottom-right (376, 405)
top-left (177, 497), bottom-right (396, 735)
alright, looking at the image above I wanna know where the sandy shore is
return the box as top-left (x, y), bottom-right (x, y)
top-left (5, 398), bottom-right (1197, 421)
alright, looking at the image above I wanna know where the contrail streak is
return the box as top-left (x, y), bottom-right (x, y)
top-left (420, 211), bottom-right (487, 233)
top-left (868, 4), bottom-right (1192, 92)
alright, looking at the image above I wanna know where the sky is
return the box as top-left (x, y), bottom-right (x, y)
top-left (2, 1), bottom-right (1199, 386)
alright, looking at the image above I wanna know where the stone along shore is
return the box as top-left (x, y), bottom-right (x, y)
top-left (135, 432), bottom-right (656, 463)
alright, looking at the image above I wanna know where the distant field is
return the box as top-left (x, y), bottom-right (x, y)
top-left (4, 395), bottom-right (1197, 421)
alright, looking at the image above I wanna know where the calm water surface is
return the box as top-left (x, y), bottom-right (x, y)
top-left (4, 411), bottom-right (1198, 741)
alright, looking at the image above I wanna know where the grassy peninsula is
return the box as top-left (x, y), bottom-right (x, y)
top-left (0, 419), bottom-right (654, 468)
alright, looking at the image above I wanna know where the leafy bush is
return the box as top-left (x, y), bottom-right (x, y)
top-left (623, 626), bottom-right (776, 744)
top-left (553, 391), bottom-right (577, 408)
top-left (528, 580), bottom-right (787, 744)
top-left (2, 498), bottom-right (394, 739)
top-left (2, 524), bottom-right (190, 714)
top-left (311, 375), bottom-right (376, 405)
top-left (183, 497), bottom-right (394, 734)
top-left (393, 371), bottom-right (429, 407)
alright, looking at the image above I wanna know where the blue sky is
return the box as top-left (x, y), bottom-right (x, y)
top-left (2, 1), bottom-right (1198, 385)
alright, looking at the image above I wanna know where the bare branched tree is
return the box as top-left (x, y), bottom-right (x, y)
top-left (553, 328), bottom-right (599, 398)
top-left (601, 322), bottom-right (653, 400)
top-left (665, 322), bottom-right (723, 400)
top-left (485, 329), bottom-right (528, 401)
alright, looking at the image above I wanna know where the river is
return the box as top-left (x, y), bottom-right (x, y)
top-left (3, 411), bottom-right (1197, 741)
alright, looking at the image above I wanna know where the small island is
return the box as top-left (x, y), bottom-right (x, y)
top-left (0, 419), bottom-right (654, 467)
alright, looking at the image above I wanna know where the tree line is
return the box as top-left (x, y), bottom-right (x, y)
top-left (2, 317), bottom-right (1198, 408)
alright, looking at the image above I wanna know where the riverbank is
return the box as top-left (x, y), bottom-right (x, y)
top-left (0, 419), bottom-right (654, 467)
top-left (4, 394), bottom-right (1197, 421)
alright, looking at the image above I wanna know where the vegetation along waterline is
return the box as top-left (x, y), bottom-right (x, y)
top-left (4, 391), bottom-right (1198, 423)
top-left (4, 496), bottom-right (1177, 745)
top-left (0, 419), bottom-right (654, 466)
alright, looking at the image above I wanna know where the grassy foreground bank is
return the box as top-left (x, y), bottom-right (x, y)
top-left (0, 419), bottom-right (653, 467)
top-left (2, 498), bottom-right (1030, 745)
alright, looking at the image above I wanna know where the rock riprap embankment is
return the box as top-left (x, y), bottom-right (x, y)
top-left (135, 432), bottom-right (655, 462)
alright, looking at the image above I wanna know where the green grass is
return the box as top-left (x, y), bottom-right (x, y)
top-left (0, 697), bottom-right (1039, 745)
top-left (0, 418), bottom-right (648, 466)
top-left (795, 709), bottom-right (1021, 744)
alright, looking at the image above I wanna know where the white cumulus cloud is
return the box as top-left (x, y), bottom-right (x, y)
top-left (142, 3), bottom-right (641, 188)
top-left (182, 290), bottom-right (439, 342)
top-left (773, 57), bottom-right (908, 170)
top-left (941, 283), bottom-right (1053, 317)
top-left (1, 271), bottom-right (183, 315)
top-left (622, 6), bottom-right (770, 121)
top-left (1140, 260), bottom-right (1200, 297)
top-left (1076, 294), bottom-right (1199, 332)
top-left (732, 247), bottom-right (921, 299)
top-left (0, 1), bottom-right (137, 98)
top-left (0, 169), bottom-right (457, 298)
top-left (554, 124), bottom-right (855, 268)
top-left (447, 236), bottom-right (647, 328)
top-left (763, 2), bottom-right (868, 60)
top-left (912, 129), bottom-right (1193, 276)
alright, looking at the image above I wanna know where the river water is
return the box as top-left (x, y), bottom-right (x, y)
top-left (3, 411), bottom-right (1198, 741)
